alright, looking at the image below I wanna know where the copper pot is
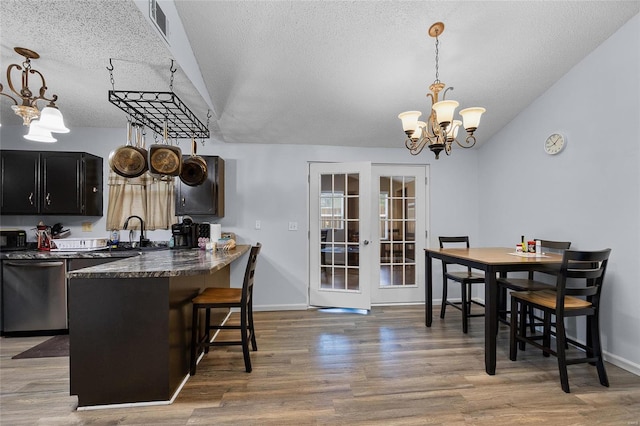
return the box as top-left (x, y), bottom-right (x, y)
top-left (180, 138), bottom-right (208, 186)
top-left (109, 122), bottom-right (147, 178)
top-left (148, 121), bottom-right (182, 177)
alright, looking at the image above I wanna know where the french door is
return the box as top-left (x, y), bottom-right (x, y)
top-left (309, 162), bottom-right (427, 309)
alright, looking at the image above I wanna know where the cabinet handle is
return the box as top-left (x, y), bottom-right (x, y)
top-left (28, 192), bottom-right (34, 205)
top-left (5, 261), bottom-right (65, 267)
top-left (181, 197), bottom-right (186, 206)
top-left (46, 193), bottom-right (51, 205)
top-left (92, 186), bottom-right (98, 193)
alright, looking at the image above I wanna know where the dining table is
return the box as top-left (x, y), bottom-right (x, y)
top-left (424, 247), bottom-right (564, 375)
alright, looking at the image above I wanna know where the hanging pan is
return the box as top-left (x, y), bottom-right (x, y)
top-left (109, 121), bottom-right (148, 178)
top-left (133, 123), bottom-right (149, 173)
top-left (148, 120), bottom-right (182, 177)
top-left (180, 137), bottom-right (208, 186)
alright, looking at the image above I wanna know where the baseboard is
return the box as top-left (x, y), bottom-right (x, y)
top-left (603, 350), bottom-right (640, 376)
top-left (253, 303), bottom-right (308, 311)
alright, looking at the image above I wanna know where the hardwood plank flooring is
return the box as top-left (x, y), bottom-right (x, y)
top-left (1, 306), bottom-right (639, 425)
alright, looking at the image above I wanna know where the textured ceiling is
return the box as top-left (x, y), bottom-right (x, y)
top-left (1, 1), bottom-right (638, 150)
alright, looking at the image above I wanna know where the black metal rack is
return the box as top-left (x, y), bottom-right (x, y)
top-left (108, 90), bottom-right (209, 139)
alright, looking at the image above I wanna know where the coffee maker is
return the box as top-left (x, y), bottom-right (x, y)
top-left (171, 218), bottom-right (199, 249)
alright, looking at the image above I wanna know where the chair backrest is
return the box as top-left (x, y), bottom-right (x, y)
top-left (554, 248), bottom-right (611, 313)
top-left (537, 239), bottom-right (571, 252)
top-left (529, 239), bottom-right (571, 279)
top-left (439, 236), bottom-right (471, 274)
top-left (242, 243), bottom-right (262, 304)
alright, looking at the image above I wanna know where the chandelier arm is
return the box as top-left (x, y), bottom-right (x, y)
top-left (442, 86), bottom-right (454, 101)
top-left (4, 64), bottom-right (25, 102)
top-left (454, 134), bottom-right (477, 149)
top-left (405, 137), bottom-right (427, 155)
top-left (28, 68), bottom-right (59, 104)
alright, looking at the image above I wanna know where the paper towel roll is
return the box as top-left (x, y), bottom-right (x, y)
top-left (210, 224), bottom-right (222, 242)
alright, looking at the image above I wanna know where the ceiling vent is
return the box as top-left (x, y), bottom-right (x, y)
top-left (150, 0), bottom-right (170, 43)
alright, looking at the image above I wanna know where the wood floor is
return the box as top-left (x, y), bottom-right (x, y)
top-left (1, 305), bottom-right (639, 425)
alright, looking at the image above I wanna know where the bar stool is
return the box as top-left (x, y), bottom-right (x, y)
top-left (190, 243), bottom-right (261, 375)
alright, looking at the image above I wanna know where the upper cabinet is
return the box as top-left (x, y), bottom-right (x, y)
top-left (1, 150), bottom-right (103, 216)
top-left (175, 156), bottom-right (224, 217)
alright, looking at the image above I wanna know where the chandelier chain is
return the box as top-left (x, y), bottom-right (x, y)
top-left (434, 36), bottom-right (440, 84)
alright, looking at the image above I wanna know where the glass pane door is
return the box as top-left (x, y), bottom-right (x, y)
top-left (309, 162), bottom-right (372, 310)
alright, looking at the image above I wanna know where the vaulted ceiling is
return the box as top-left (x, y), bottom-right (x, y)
top-left (1, 1), bottom-right (638, 149)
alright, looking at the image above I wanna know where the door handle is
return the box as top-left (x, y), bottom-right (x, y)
top-left (363, 240), bottom-right (370, 245)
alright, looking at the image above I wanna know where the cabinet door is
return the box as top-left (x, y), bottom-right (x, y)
top-left (82, 154), bottom-right (103, 216)
top-left (175, 156), bottom-right (225, 217)
top-left (41, 152), bottom-right (83, 215)
top-left (0, 151), bottom-right (40, 214)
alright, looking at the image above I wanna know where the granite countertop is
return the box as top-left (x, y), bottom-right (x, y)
top-left (0, 249), bottom-right (141, 260)
top-left (66, 245), bottom-right (250, 279)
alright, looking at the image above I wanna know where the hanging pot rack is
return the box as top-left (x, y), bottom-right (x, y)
top-left (107, 59), bottom-right (210, 139)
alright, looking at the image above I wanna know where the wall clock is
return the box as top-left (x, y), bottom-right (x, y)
top-left (544, 133), bottom-right (566, 155)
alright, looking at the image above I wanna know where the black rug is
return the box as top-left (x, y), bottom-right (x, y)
top-left (11, 335), bottom-right (69, 359)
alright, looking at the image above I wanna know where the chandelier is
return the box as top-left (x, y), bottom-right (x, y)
top-left (0, 47), bottom-right (69, 142)
top-left (398, 22), bottom-right (485, 159)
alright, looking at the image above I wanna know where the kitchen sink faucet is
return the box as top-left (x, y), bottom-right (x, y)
top-left (123, 215), bottom-right (150, 247)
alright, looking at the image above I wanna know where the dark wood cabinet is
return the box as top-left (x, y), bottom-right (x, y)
top-left (175, 156), bottom-right (224, 217)
top-left (1, 150), bottom-right (103, 216)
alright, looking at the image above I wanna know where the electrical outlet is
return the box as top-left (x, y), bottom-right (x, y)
top-left (82, 222), bottom-right (92, 232)
top-left (255, 220), bottom-right (261, 230)
top-left (288, 221), bottom-right (298, 231)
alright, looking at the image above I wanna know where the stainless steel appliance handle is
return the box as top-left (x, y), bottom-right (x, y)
top-left (5, 261), bottom-right (65, 267)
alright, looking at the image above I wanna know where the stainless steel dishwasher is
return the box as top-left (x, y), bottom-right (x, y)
top-left (2, 259), bottom-right (68, 334)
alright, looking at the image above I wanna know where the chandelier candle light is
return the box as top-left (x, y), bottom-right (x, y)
top-left (398, 22), bottom-right (485, 159)
top-left (0, 47), bottom-right (69, 142)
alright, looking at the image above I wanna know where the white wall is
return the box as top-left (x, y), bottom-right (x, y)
top-left (0, 124), bottom-right (480, 310)
top-left (478, 14), bottom-right (640, 373)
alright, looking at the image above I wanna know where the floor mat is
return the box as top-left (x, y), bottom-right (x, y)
top-left (11, 335), bottom-right (69, 359)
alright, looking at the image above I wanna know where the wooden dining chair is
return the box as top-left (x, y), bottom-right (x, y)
top-left (497, 239), bottom-right (571, 335)
top-left (438, 236), bottom-right (485, 333)
top-left (509, 248), bottom-right (611, 393)
top-left (190, 243), bottom-right (261, 375)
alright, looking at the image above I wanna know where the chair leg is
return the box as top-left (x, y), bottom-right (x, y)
top-left (542, 312), bottom-right (551, 358)
top-left (518, 301), bottom-right (527, 351)
top-left (555, 317), bottom-right (571, 393)
top-left (527, 306), bottom-right (536, 333)
top-left (461, 283), bottom-right (468, 334)
top-left (590, 313), bottom-right (609, 387)
top-left (240, 307), bottom-right (252, 373)
top-left (248, 299), bottom-right (257, 351)
top-left (440, 280), bottom-right (448, 319)
top-left (204, 308), bottom-right (211, 354)
top-left (190, 304), bottom-right (199, 376)
top-left (509, 297), bottom-right (518, 361)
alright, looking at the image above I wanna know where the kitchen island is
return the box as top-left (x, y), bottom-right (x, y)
top-left (66, 245), bottom-right (250, 408)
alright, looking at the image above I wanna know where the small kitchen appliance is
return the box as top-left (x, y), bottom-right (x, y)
top-left (171, 218), bottom-right (199, 249)
top-left (0, 229), bottom-right (28, 251)
top-left (36, 224), bottom-right (53, 251)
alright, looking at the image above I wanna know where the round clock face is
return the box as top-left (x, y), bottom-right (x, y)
top-left (544, 133), bottom-right (565, 155)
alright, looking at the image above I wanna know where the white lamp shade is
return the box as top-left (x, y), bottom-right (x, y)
top-left (459, 107), bottom-right (486, 130)
top-left (398, 111), bottom-right (422, 133)
top-left (411, 121), bottom-right (427, 139)
top-left (432, 100), bottom-right (459, 126)
top-left (445, 120), bottom-right (462, 140)
top-left (24, 120), bottom-right (57, 143)
top-left (37, 106), bottom-right (70, 133)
